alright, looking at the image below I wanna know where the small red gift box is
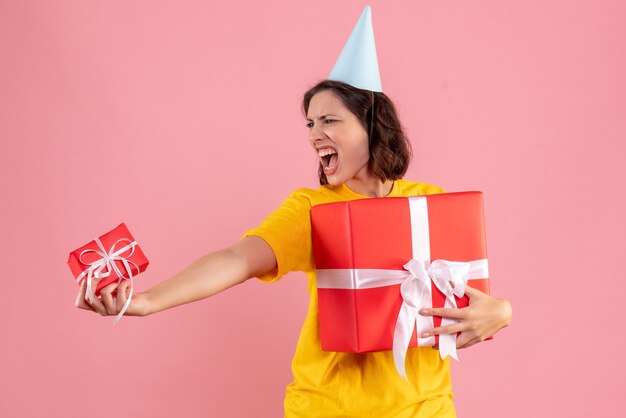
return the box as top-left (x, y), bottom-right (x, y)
top-left (67, 223), bottom-right (149, 298)
top-left (311, 192), bottom-right (490, 376)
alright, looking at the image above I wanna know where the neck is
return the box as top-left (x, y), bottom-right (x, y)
top-left (345, 178), bottom-right (394, 198)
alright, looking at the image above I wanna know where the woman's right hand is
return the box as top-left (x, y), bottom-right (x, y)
top-left (74, 279), bottom-right (152, 317)
top-left (74, 236), bottom-right (277, 318)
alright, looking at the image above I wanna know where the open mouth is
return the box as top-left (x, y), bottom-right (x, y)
top-left (319, 148), bottom-right (338, 174)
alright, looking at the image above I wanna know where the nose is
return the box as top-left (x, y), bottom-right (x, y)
top-left (308, 122), bottom-right (324, 144)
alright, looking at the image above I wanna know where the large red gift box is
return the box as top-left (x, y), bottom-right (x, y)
top-left (311, 192), bottom-right (490, 370)
top-left (67, 223), bottom-right (149, 298)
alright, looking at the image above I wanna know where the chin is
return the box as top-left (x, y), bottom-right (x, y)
top-left (325, 174), bottom-right (345, 186)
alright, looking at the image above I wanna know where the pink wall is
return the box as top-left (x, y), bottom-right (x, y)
top-left (2, 1), bottom-right (624, 416)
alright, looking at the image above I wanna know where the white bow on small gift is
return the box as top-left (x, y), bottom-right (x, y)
top-left (76, 237), bottom-right (138, 323)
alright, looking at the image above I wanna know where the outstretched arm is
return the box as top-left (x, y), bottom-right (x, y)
top-left (75, 236), bottom-right (277, 317)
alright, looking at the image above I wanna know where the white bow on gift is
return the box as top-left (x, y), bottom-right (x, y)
top-left (315, 195), bottom-right (490, 380)
top-left (75, 237), bottom-right (138, 323)
top-left (392, 258), bottom-right (489, 380)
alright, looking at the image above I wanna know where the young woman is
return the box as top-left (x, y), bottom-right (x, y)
top-left (76, 80), bottom-right (512, 417)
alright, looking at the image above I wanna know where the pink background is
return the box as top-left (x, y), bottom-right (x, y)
top-left (1, 0), bottom-right (624, 416)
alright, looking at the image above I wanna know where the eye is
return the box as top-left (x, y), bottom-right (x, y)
top-left (324, 119), bottom-right (336, 124)
top-left (306, 121), bottom-right (314, 128)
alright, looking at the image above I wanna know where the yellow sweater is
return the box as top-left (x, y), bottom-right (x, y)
top-left (244, 180), bottom-right (456, 418)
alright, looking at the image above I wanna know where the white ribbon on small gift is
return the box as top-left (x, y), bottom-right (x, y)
top-left (75, 237), bottom-right (139, 323)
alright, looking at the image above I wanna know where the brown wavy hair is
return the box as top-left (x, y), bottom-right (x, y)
top-left (302, 80), bottom-right (412, 186)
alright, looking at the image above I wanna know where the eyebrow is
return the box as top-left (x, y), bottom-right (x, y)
top-left (306, 114), bottom-right (339, 121)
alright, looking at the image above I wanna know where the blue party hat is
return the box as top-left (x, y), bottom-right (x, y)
top-left (328, 5), bottom-right (382, 92)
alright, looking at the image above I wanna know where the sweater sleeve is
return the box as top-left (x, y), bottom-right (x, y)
top-left (242, 189), bottom-right (314, 283)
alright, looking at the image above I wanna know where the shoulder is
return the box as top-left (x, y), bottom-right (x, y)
top-left (284, 187), bottom-right (317, 206)
top-left (285, 185), bottom-right (344, 207)
top-left (395, 179), bottom-right (445, 196)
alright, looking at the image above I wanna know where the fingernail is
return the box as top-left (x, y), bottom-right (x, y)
top-left (419, 309), bottom-right (429, 315)
top-left (422, 332), bottom-right (431, 338)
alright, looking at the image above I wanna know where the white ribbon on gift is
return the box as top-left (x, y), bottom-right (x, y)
top-left (315, 196), bottom-right (489, 380)
top-left (75, 237), bottom-right (139, 323)
top-left (393, 258), bottom-right (488, 380)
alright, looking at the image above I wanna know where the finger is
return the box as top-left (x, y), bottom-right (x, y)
top-left (85, 283), bottom-right (108, 316)
top-left (463, 286), bottom-right (486, 298)
top-left (455, 331), bottom-right (477, 348)
top-left (458, 336), bottom-right (482, 349)
top-left (419, 307), bottom-right (468, 320)
top-left (100, 282), bottom-right (119, 315)
top-left (422, 323), bottom-right (465, 338)
top-left (90, 297), bottom-right (108, 316)
top-left (75, 281), bottom-right (95, 311)
top-left (82, 277), bottom-right (101, 304)
top-left (116, 280), bottom-right (130, 313)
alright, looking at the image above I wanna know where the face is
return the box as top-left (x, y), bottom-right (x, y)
top-left (306, 90), bottom-right (370, 186)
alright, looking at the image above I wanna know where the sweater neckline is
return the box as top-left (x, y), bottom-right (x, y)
top-left (338, 180), bottom-right (400, 199)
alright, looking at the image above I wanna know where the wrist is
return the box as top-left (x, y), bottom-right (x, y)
top-left (140, 291), bottom-right (157, 317)
top-left (498, 298), bottom-right (513, 328)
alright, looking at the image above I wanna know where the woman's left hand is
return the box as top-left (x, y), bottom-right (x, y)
top-left (418, 286), bottom-right (512, 349)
